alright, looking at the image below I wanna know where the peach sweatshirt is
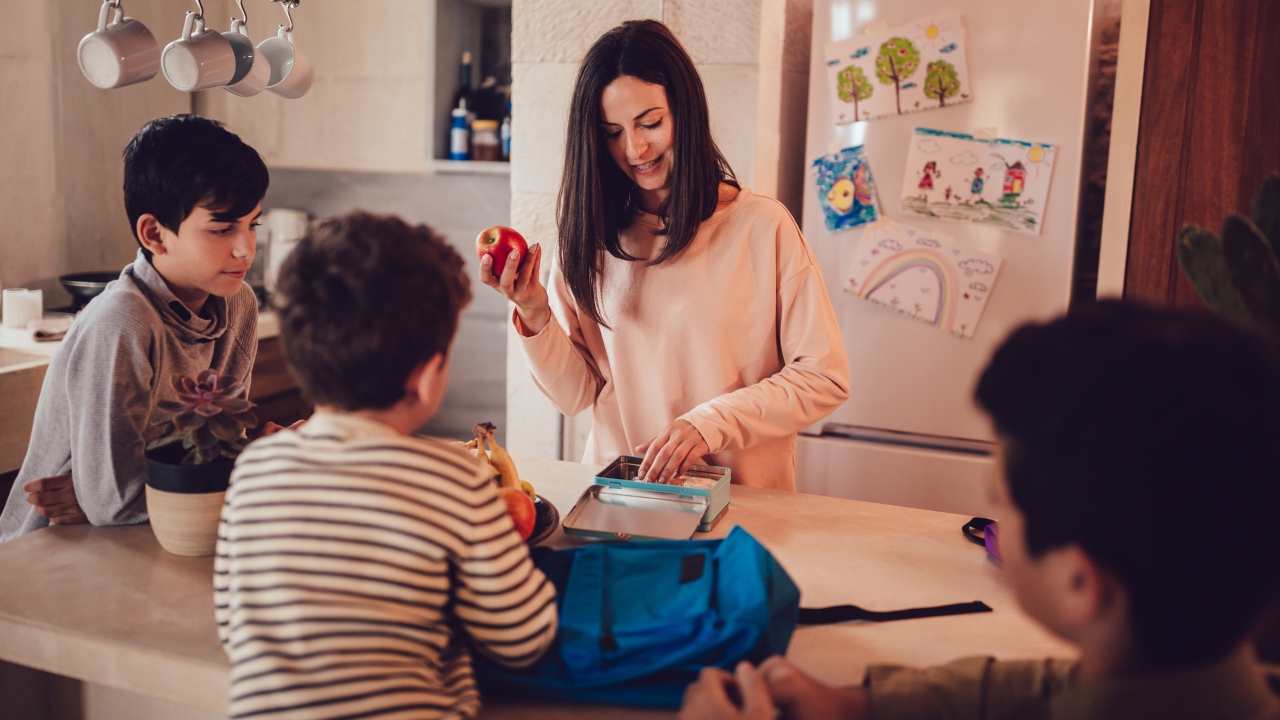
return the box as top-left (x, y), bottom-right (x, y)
top-left (516, 187), bottom-right (851, 490)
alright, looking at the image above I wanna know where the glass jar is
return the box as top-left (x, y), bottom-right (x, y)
top-left (471, 120), bottom-right (501, 162)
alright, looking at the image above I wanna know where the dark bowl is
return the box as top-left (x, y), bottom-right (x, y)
top-left (527, 495), bottom-right (560, 546)
top-left (59, 271), bottom-right (118, 311)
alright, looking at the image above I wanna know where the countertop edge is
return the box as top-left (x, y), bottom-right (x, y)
top-left (0, 614), bottom-right (229, 713)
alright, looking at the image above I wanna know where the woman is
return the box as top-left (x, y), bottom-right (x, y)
top-left (482, 20), bottom-right (849, 490)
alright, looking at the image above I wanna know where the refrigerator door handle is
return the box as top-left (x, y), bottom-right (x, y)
top-left (818, 423), bottom-right (995, 457)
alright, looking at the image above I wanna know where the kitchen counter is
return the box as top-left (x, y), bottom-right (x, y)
top-left (0, 457), bottom-right (1075, 719)
top-left (0, 308), bottom-right (280, 355)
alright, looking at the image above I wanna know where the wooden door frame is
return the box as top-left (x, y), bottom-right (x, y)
top-left (1098, 0), bottom-right (1280, 304)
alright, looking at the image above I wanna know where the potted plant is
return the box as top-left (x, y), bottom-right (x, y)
top-left (1177, 173), bottom-right (1280, 332)
top-left (144, 369), bottom-right (257, 556)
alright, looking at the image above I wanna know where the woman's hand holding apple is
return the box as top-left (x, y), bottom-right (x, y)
top-left (477, 227), bottom-right (551, 335)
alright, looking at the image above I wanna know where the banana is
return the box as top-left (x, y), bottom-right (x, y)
top-left (474, 422), bottom-right (536, 499)
top-left (471, 424), bottom-right (499, 483)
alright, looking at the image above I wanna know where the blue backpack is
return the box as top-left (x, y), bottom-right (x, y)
top-left (473, 524), bottom-right (992, 708)
top-left (473, 526), bottom-right (800, 707)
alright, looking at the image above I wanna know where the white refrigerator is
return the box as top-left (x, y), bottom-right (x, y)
top-left (796, 0), bottom-right (1100, 516)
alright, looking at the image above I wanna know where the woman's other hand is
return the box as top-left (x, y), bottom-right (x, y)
top-left (481, 243), bottom-right (551, 336)
top-left (637, 419), bottom-right (710, 483)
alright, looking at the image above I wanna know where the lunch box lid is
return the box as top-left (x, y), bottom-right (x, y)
top-left (562, 484), bottom-right (709, 541)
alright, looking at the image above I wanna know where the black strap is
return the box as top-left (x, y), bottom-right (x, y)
top-left (963, 517), bottom-right (997, 547)
top-left (797, 600), bottom-right (993, 625)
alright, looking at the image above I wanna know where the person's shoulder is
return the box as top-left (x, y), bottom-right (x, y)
top-left (719, 188), bottom-right (802, 241)
top-left (224, 283), bottom-right (259, 338)
top-left (63, 277), bottom-right (159, 350)
top-left (404, 436), bottom-right (488, 487)
top-left (731, 187), bottom-right (796, 223)
top-left (226, 283), bottom-right (257, 317)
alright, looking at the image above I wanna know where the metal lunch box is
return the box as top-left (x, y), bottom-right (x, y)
top-left (562, 455), bottom-right (732, 541)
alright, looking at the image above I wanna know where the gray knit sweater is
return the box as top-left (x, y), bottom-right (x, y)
top-left (0, 251), bottom-right (257, 541)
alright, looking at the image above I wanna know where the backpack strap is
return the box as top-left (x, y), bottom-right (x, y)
top-left (797, 600), bottom-right (992, 625)
top-left (963, 517), bottom-right (997, 546)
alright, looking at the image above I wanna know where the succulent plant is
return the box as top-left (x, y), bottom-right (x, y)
top-left (1177, 173), bottom-right (1280, 331)
top-left (147, 369), bottom-right (258, 465)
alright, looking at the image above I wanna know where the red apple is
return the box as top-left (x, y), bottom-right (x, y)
top-left (476, 225), bottom-right (529, 278)
top-left (500, 486), bottom-right (537, 540)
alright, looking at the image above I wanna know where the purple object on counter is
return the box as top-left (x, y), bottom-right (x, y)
top-left (962, 517), bottom-right (1001, 563)
top-left (984, 522), bottom-right (1001, 562)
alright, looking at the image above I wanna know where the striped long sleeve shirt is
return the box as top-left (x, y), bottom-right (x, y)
top-left (214, 412), bottom-right (557, 719)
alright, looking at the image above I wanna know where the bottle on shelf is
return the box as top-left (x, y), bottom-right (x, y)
top-left (450, 100), bottom-right (470, 161)
top-left (500, 103), bottom-right (512, 161)
top-left (451, 51), bottom-right (475, 124)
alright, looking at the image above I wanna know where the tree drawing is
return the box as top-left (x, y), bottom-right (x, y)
top-left (836, 66), bottom-right (873, 119)
top-left (923, 60), bottom-right (961, 108)
top-left (875, 37), bottom-right (920, 115)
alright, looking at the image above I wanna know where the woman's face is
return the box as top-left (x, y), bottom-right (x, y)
top-left (600, 75), bottom-right (674, 201)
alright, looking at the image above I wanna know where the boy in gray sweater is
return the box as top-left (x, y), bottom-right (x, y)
top-left (0, 115), bottom-right (269, 541)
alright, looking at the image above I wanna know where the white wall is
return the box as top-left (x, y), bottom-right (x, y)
top-left (196, 0), bottom-right (431, 171)
top-left (0, 0), bottom-right (189, 306)
top-left (506, 0), bottom-right (813, 460)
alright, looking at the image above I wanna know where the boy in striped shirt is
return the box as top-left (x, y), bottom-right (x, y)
top-left (215, 211), bottom-right (557, 719)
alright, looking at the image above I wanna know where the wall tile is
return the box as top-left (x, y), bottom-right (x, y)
top-left (510, 190), bottom-right (560, 256)
top-left (512, 0), bottom-right (661, 64)
top-left (509, 63), bottom-right (577, 194)
top-left (666, 0), bottom-right (762, 64)
top-left (700, 63), bottom-right (761, 187)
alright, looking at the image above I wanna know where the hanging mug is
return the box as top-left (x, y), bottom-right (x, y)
top-left (257, 27), bottom-right (314, 99)
top-left (77, 1), bottom-right (160, 89)
top-left (223, 18), bottom-right (269, 97)
top-left (162, 12), bottom-right (236, 92)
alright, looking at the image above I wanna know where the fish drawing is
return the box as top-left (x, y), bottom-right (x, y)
top-left (826, 165), bottom-right (874, 214)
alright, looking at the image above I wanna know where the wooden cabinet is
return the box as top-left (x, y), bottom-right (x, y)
top-left (250, 337), bottom-right (312, 429)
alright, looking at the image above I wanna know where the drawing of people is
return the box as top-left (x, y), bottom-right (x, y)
top-left (944, 186), bottom-right (953, 202)
top-left (968, 167), bottom-right (985, 203)
top-left (917, 161), bottom-right (940, 199)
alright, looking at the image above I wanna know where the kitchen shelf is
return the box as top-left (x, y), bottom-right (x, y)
top-left (427, 159), bottom-right (511, 176)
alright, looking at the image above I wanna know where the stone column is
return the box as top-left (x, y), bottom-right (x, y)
top-left (506, 0), bottom-right (812, 460)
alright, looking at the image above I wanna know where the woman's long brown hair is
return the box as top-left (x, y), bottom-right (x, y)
top-left (557, 20), bottom-right (737, 328)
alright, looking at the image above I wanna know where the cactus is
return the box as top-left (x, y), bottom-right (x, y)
top-left (1177, 173), bottom-right (1280, 331)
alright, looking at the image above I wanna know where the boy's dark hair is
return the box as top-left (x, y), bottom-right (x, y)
top-left (976, 301), bottom-right (1280, 669)
top-left (123, 114), bottom-right (269, 260)
top-left (274, 211), bottom-right (471, 411)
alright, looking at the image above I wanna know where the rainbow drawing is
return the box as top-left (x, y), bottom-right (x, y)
top-left (845, 219), bottom-right (1003, 339)
top-left (855, 249), bottom-right (960, 331)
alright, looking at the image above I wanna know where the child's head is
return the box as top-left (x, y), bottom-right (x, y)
top-left (274, 211), bottom-right (470, 422)
top-left (123, 115), bottom-right (268, 300)
top-left (976, 301), bottom-right (1280, 670)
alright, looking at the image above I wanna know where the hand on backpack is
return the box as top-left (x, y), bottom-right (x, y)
top-left (758, 656), bottom-right (871, 720)
top-left (678, 662), bottom-right (777, 720)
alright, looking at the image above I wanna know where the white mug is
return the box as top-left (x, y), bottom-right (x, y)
top-left (3, 289), bottom-right (43, 330)
top-left (223, 19), bottom-right (269, 97)
top-left (77, 1), bottom-right (160, 89)
top-left (258, 28), bottom-right (314, 99)
top-left (263, 209), bottom-right (309, 293)
top-left (162, 12), bottom-right (236, 92)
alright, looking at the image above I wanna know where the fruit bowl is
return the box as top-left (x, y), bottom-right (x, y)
top-left (528, 495), bottom-right (559, 546)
